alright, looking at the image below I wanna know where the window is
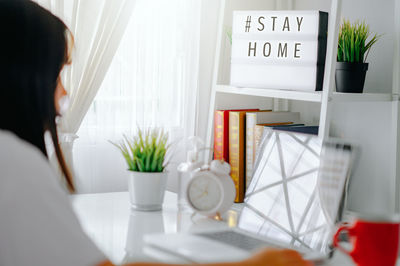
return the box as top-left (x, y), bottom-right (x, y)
top-left (74, 0), bottom-right (200, 193)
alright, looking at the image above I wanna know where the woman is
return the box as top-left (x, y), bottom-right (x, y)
top-left (0, 1), bottom-right (311, 265)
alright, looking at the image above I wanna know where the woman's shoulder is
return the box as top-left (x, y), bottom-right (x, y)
top-left (0, 129), bottom-right (48, 164)
top-left (0, 131), bottom-right (107, 266)
top-left (0, 130), bottom-right (57, 188)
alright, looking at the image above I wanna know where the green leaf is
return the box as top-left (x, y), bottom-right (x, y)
top-left (337, 19), bottom-right (380, 63)
top-left (110, 127), bottom-right (170, 173)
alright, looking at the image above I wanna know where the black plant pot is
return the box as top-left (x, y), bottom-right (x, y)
top-left (335, 62), bottom-right (369, 93)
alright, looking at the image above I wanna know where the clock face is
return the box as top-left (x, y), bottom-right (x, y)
top-left (188, 173), bottom-right (222, 212)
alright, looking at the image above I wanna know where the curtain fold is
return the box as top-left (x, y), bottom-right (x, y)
top-left (34, 0), bottom-right (136, 135)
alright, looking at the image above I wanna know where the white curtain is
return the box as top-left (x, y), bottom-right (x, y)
top-left (35, 0), bottom-right (136, 135)
top-left (73, 0), bottom-right (201, 193)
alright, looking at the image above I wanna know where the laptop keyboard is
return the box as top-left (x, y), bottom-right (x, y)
top-left (195, 231), bottom-right (272, 251)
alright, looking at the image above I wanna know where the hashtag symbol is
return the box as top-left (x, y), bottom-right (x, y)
top-left (245, 16), bottom-right (251, 32)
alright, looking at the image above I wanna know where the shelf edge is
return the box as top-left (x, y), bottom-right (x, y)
top-left (215, 85), bottom-right (323, 103)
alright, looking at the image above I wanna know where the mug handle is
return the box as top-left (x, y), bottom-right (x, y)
top-left (333, 225), bottom-right (354, 256)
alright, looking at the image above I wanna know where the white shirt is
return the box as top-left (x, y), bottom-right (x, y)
top-left (0, 130), bottom-right (106, 266)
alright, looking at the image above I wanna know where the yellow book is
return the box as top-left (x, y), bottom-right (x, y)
top-left (229, 111), bottom-right (247, 203)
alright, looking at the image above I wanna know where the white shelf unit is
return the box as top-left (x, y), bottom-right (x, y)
top-left (205, 0), bottom-right (400, 213)
top-left (216, 85), bottom-right (323, 102)
top-left (216, 85), bottom-right (395, 103)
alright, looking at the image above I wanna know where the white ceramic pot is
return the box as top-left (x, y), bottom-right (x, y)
top-left (128, 171), bottom-right (168, 211)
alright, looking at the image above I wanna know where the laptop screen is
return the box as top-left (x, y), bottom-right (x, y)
top-left (240, 130), bottom-right (354, 255)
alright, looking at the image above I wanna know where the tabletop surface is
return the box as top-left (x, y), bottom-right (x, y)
top-left (70, 191), bottom-right (355, 265)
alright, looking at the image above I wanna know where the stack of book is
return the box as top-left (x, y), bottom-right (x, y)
top-left (214, 109), bottom-right (318, 203)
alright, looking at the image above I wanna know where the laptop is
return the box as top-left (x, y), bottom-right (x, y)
top-left (143, 130), bottom-right (355, 263)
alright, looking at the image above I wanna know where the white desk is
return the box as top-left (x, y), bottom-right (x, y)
top-left (71, 191), bottom-right (354, 265)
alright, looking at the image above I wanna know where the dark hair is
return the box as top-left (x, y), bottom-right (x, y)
top-left (0, 0), bottom-right (75, 192)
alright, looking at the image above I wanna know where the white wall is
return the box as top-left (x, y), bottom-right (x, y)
top-left (330, 102), bottom-right (395, 215)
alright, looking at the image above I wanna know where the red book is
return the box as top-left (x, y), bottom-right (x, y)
top-left (213, 109), bottom-right (259, 162)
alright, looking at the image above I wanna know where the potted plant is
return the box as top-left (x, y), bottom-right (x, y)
top-left (112, 128), bottom-right (170, 211)
top-left (336, 20), bottom-right (380, 93)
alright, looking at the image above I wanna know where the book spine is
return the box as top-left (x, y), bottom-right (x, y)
top-left (245, 113), bottom-right (256, 189)
top-left (254, 124), bottom-right (265, 161)
top-left (214, 111), bottom-right (224, 160)
top-left (223, 111), bottom-right (230, 162)
top-left (229, 112), bottom-right (245, 203)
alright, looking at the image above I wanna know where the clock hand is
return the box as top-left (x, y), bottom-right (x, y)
top-left (193, 192), bottom-right (207, 201)
top-left (205, 181), bottom-right (210, 192)
top-left (193, 189), bottom-right (209, 201)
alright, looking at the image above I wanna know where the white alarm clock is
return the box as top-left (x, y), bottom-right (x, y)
top-left (186, 160), bottom-right (236, 217)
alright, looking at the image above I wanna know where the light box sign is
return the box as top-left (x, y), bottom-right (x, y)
top-left (230, 11), bottom-right (328, 91)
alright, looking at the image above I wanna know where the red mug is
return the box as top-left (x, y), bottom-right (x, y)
top-left (333, 219), bottom-right (400, 266)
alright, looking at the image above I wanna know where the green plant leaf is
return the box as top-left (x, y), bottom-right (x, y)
top-left (337, 19), bottom-right (380, 63)
top-left (110, 127), bottom-right (170, 173)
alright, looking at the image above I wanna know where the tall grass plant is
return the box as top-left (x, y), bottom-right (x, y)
top-left (112, 128), bottom-right (169, 172)
top-left (337, 20), bottom-right (379, 63)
